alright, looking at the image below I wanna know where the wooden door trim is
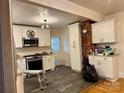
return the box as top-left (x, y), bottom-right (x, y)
top-left (0, 0), bottom-right (16, 93)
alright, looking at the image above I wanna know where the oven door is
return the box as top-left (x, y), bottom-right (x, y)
top-left (26, 59), bottom-right (43, 70)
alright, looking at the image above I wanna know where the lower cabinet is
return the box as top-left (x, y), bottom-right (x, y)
top-left (42, 55), bottom-right (55, 71)
top-left (17, 58), bottom-right (26, 71)
top-left (17, 55), bottom-right (55, 71)
top-left (89, 55), bottom-right (119, 81)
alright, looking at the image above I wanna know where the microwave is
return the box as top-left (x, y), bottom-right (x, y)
top-left (22, 38), bottom-right (39, 47)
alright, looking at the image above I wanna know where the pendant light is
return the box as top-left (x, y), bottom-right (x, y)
top-left (41, 19), bottom-right (50, 29)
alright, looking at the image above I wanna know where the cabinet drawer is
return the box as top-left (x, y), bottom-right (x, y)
top-left (89, 56), bottom-right (112, 62)
top-left (102, 57), bottom-right (112, 62)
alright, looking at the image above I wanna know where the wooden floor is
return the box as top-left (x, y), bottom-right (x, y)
top-left (80, 78), bottom-right (124, 93)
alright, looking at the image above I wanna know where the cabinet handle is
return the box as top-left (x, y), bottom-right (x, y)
top-left (100, 39), bottom-right (104, 43)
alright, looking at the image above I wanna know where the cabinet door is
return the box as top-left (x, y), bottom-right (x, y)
top-left (92, 19), bottom-right (115, 43)
top-left (43, 56), bottom-right (54, 70)
top-left (92, 23), bottom-right (102, 43)
top-left (68, 23), bottom-right (82, 71)
top-left (95, 62), bottom-right (113, 78)
top-left (38, 30), bottom-right (50, 47)
top-left (21, 26), bottom-right (29, 38)
top-left (17, 59), bottom-right (26, 71)
top-left (89, 56), bottom-right (113, 78)
top-left (50, 55), bottom-right (55, 70)
top-left (13, 25), bottom-right (23, 48)
top-left (102, 20), bottom-right (115, 43)
top-left (111, 56), bottom-right (119, 79)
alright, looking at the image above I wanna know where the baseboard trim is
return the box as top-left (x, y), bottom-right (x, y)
top-left (71, 69), bottom-right (81, 73)
top-left (119, 72), bottom-right (124, 78)
top-left (106, 76), bottom-right (120, 82)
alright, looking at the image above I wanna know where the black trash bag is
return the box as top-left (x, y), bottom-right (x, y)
top-left (81, 58), bottom-right (99, 82)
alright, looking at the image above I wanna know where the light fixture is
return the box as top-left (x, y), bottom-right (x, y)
top-left (83, 29), bottom-right (87, 34)
top-left (41, 19), bottom-right (50, 29)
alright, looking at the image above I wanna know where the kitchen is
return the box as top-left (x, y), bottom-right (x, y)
top-left (10, 0), bottom-right (124, 91)
top-left (12, 0), bottom-right (87, 93)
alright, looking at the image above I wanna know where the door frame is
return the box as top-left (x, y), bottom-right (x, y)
top-left (0, 0), bottom-right (16, 93)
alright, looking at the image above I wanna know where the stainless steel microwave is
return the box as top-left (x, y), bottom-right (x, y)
top-left (22, 38), bottom-right (39, 47)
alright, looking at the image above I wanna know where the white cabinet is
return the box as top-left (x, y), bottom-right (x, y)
top-left (13, 25), bottom-right (23, 48)
top-left (17, 55), bottom-right (55, 71)
top-left (42, 55), bottom-right (55, 71)
top-left (37, 30), bottom-right (50, 47)
top-left (17, 58), bottom-right (26, 71)
top-left (22, 26), bottom-right (50, 46)
top-left (89, 55), bottom-right (119, 81)
top-left (13, 25), bottom-right (50, 47)
top-left (68, 22), bottom-right (82, 72)
top-left (92, 19), bottom-right (116, 43)
top-left (21, 26), bottom-right (39, 38)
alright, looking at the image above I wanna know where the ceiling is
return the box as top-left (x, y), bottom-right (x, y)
top-left (68, 0), bottom-right (124, 15)
top-left (12, 0), bottom-right (85, 29)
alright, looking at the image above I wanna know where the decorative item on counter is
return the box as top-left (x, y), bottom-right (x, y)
top-left (89, 49), bottom-right (93, 55)
top-left (41, 51), bottom-right (49, 55)
top-left (93, 46), bottom-right (104, 55)
top-left (103, 46), bottom-right (113, 56)
top-left (94, 48), bottom-right (98, 55)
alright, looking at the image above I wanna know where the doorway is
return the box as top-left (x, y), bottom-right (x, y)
top-left (0, 0), bottom-right (16, 93)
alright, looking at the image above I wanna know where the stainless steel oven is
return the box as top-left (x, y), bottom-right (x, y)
top-left (24, 54), bottom-right (43, 70)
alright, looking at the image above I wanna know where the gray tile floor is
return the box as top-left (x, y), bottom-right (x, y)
top-left (24, 66), bottom-right (93, 93)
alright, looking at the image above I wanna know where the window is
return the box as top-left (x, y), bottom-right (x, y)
top-left (51, 36), bottom-right (60, 52)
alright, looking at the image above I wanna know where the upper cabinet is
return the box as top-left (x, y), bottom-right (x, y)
top-left (21, 26), bottom-right (39, 38)
top-left (92, 19), bottom-right (116, 44)
top-left (37, 29), bottom-right (50, 47)
top-left (13, 25), bottom-right (23, 48)
top-left (13, 25), bottom-right (50, 48)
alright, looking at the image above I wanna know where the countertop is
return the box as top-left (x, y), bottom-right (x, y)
top-left (89, 54), bottom-right (119, 57)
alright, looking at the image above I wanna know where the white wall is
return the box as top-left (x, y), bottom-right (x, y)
top-left (59, 27), bottom-right (71, 66)
top-left (51, 27), bottom-right (71, 66)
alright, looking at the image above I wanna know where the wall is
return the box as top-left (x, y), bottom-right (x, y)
top-left (51, 27), bottom-right (71, 66)
top-left (59, 27), bottom-right (71, 66)
top-left (104, 12), bottom-right (124, 76)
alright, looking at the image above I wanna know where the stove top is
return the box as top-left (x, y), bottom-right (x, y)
top-left (23, 53), bottom-right (50, 60)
